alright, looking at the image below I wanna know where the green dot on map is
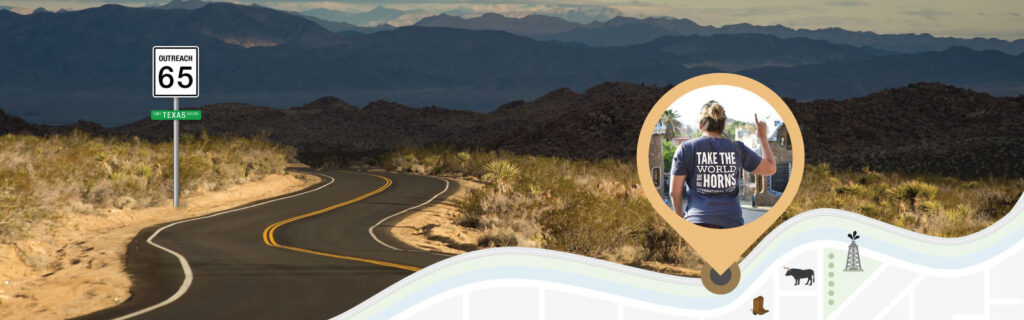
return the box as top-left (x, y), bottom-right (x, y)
top-left (829, 290), bottom-right (834, 296)
top-left (829, 281), bottom-right (834, 287)
top-left (828, 299), bottom-right (834, 305)
top-left (828, 253), bottom-right (834, 259)
top-left (829, 271), bottom-right (835, 277)
top-left (829, 262), bottom-right (835, 268)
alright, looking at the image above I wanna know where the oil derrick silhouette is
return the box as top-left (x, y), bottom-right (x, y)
top-left (845, 230), bottom-right (862, 271)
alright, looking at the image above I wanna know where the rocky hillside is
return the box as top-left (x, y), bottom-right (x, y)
top-left (104, 82), bottom-right (666, 163)
top-left (790, 83), bottom-right (1024, 178)
top-left (3, 82), bottom-right (1021, 178)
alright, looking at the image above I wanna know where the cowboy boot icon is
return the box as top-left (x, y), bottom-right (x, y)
top-left (752, 296), bottom-right (769, 315)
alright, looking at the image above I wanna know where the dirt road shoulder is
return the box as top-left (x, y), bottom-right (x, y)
top-left (389, 177), bottom-right (482, 255)
top-left (0, 171), bottom-right (321, 319)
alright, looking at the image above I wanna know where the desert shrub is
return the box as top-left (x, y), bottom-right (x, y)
top-left (0, 131), bottom-right (292, 239)
top-left (477, 227), bottom-right (518, 247)
top-left (456, 152), bottom-right (472, 173)
top-left (385, 147), bottom-right (701, 271)
top-left (387, 148), bottom-right (1022, 274)
top-left (835, 183), bottom-right (867, 197)
top-left (0, 170), bottom-right (47, 236)
top-left (916, 200), bottom-right (942, 214)
top-left (788, 164), bottom-right (1021, 238)
top-left (857, 167), bottom-right (887, 185)
top-left (896, 214), bottom-right (917, 229)
top-left (482, 160), bottom-right (519, 192)
top-left (451, 206), bottom-right (480, 228)
top-left (887, 180), bottom-right (938, 212)
top-left (944, 204), bottom-right (975, 222)
top-left (607, 245), bottom-right (646, 266)
top-left (977, 192), bottom-right (1018, 219)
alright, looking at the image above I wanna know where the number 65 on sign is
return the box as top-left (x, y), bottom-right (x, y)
top-left (152, 46), bottom-right (198, 98)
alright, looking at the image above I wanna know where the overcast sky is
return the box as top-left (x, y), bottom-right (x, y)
top-left (668, 85), bottom-right (782, 127)
top-left (3, 0), bottom-right (1022, 39)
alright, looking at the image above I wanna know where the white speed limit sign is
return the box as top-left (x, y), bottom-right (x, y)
top-left (152, 46), bottom-right (199, 97)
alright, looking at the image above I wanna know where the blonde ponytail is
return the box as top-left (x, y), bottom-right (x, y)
top-left (699, 100), bottom-right (727, 133)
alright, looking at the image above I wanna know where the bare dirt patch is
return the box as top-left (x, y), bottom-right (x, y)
top-left (639, 261), bottom-right (701, 277)
top-left (389, 177), bottom-right (482, 255)
top-left (0, 171), bottom-right (320, 319)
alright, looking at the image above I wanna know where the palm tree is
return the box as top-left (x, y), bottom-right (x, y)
top-left (660, 110), bottom-right (683, 141)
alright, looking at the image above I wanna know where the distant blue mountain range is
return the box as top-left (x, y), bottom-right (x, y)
top-left (0, 2), bottom-right (1022, 125)
top-left (412, 13), bottom-right (1024, 55)
top-left (301, 6), bottom-right (407, 27)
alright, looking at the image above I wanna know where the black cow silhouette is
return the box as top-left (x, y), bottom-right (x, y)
top-left (784, 267), bottom-right (814, 286)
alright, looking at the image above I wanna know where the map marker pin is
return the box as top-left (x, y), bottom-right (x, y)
top-left (636, 73), bottom-right (804, 294)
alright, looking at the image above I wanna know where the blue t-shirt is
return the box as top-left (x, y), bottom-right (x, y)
top-left (671, 136), bottom-right (762, 228)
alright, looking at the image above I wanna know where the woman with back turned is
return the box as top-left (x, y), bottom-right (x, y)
top-left (669, 100), bottom-right (777, 229)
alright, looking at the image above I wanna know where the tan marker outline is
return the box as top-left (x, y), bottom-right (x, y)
top-left (635, 73), bottom-right (805, 274)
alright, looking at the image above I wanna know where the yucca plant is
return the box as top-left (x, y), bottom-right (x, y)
top-left (483, 160), bottom-right (520, 193)
top-left (457, 152), bottom-right (472, 173)
top-left (887, 180), bottom-right (938, 212)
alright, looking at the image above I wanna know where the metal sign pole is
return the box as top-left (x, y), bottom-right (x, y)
top-left (153, 46), bottom-right (197, 208)
top-left (173, 97), bottom-right (180, 208)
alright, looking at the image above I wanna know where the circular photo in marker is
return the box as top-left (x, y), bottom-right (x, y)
top-left (640, 76), bottom-right (800, 229)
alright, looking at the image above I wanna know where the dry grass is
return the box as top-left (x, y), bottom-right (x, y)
top-left (388, 148), bottom-right (1023, 275)
top-left (386, 147), bottom-right (703, 271)
top-left (0, 131), bottom-right (293, 240)
top-left (787, 164), bottom-right (1023, 237)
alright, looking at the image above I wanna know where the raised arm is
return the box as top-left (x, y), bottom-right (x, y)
top-left (752, 114), bottom-right (777, 176)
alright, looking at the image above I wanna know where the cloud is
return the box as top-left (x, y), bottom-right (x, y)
top-left (774, 15), bottom-right (873, 29)
top-left (266, 1), bottom-right (624, 25)
top-left (902, 8), bottom-right (952, 20)
top-left (1009, 12), bottom-right (1021, 17)
top-left (697, 5), bottom-right (824, 18)
top-left (823, 0), bottom-right (869, 7)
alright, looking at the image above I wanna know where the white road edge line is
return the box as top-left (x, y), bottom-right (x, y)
top-left (113, 171), bottom-right (335, 320)
top-left (368, 176), bottom-right (450, 251)
top-left (871, 274), bottom-right (924, 320)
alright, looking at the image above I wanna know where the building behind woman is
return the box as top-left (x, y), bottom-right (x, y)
top-left (669, 100), bottom-right (777, 229)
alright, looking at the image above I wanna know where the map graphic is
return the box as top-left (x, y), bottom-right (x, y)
top-left (337, 194), bottom-right (1024, 319)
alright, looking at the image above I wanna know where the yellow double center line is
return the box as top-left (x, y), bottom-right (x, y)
top-left (261, 172), bottom-right (421, 272)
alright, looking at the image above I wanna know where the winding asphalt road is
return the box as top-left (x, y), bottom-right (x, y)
top-left (75, 169), bottom-right (457, 320)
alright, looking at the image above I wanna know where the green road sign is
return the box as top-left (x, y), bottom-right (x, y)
top-left (151, 110), bottom-right (201, 120)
